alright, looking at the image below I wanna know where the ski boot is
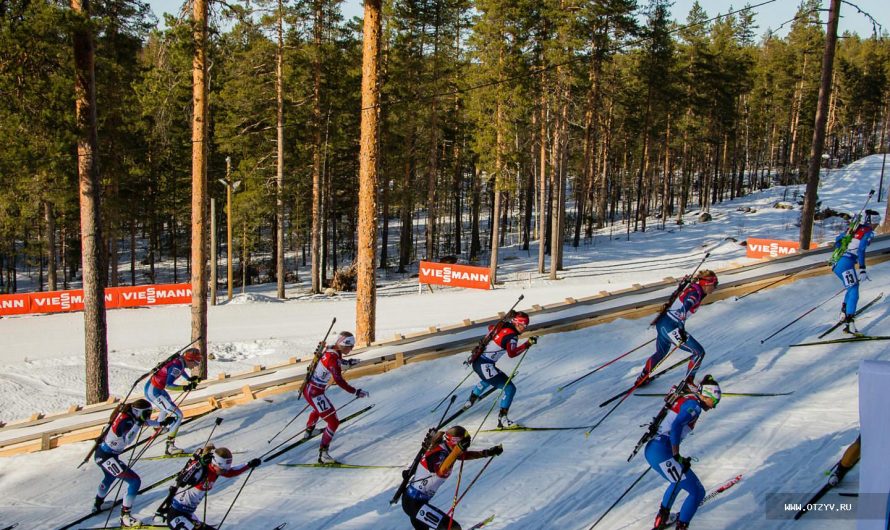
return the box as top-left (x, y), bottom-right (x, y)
top-left (497, 408), bottom-right (517, 429)
top-left (463, 393), bottom-right (479, 410)
top-left (165, 438), bottom-right (185, 456)
top-left (120, 507), bottom-right (140, 527)
top-left (842, 315), bottom-right (859, 335)
top-left (318, 445), bottom-right (338, 465)
top-left (652, 506), bottom-right (671, 529)
top-left (675, 522), bottom-right (689, 530)
top-left (829, 463), bottom-right (850, 487)
top-left (303, 425), bottom-right (315, 441)
top-left (92, 496), bottom-right (107, 514)
top-left (634, 372), bottom-right (650, 389)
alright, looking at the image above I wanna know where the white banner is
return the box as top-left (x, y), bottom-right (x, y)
top-left (858, 359), bottom-right (890, 529)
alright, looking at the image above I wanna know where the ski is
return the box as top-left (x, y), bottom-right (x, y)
top-left (838, 492), bottom-right (858, 497)
top-left (272, 524), bottom-right (288, 530)
top-left (634, 391), bottom-right (793, 397)
top-left (80, 523), bottom-right (170, 530)
top-left (145, 449), bottom-right (244, 461)
top-left (584, 356), bottom-right (692, 438)
top-left (599, 356), bottom-right (692, 408)
top-left (439, 385), bottom-right (499, 427)
top-left (790, 335), bottom-right (890, 348)
top-left (263, 404), bottom-right (374, 462)
top-left (480, 425), bottom-right (589, 432)
top-left (1, 524), bottom-right (18, 530)
top-left (793, 482), bottom-right (835, 520)
top-left (468, 514), bottom-right (496, 529)
top-left (663, 474), bottom-right (743, 527)
top-left (277, 462), bottom-right (400, 469)
top-left (817, 292), bottom-right (884, 338)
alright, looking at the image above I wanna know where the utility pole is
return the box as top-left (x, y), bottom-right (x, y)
top-left (210, 198), bottom-right (217, 305)
top-left (219, 156), bottom-right (240, 301)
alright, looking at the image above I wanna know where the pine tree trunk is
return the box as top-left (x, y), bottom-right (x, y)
top-left (801, 0), bottom-right (840, 249)
top-left (45, 201), bottom-right (57, 291)
top-left (275, 0), bottom-right (286, 299)
top-left (190, 0), bottom-right (209, 377)
top-left (469, 164), bottom-right (481, 261)
top-left (72, 0), bottom-right (108, 404)
top-left (452, 137), bottom-right (463, 255)
top-left (537, 91), bottom-right (548, 274)
top-left (356, 0), bottom-right (381, 345)
top-left (311, 0), bottom-right (323, 294)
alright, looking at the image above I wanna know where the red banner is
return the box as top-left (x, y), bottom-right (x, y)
top-left (0, 283), bottom-right (192, 316)
top-left (746, 238), bottom-right (800, 259)
top-left (418, 261), bottom-right (492, 290)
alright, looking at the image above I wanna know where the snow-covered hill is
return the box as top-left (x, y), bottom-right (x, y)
top-left (0, 155), bottom-right (887, 529)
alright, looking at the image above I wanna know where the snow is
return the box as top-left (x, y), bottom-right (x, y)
top-left (0, 155), bottom-right (887, 529)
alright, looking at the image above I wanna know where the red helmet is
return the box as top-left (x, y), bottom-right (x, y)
top-left (444, 426), bottom-right (470, 450)
top-left (696, 270), bottom-right (718, 287)
top-left (182, 348), bottom-right (202, 365)
top-left (511, 311), bottom-right (530, 329)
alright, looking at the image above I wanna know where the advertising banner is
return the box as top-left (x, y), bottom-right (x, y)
top-left (746, 238), bottom-right (800, 259)
top-left (418, 261), bottom-right (491, 290)
top-left (0, 283), bottom-right (192, 316)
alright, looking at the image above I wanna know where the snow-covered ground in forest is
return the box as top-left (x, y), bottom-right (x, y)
top-left (0, 156), bottom-right (887, 529)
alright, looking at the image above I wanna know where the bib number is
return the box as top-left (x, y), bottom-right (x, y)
top-left (312, 394), bottom-right (332, 413)
top-left (659, 458), bottom-right (684, 483)
top-left (841, 269), bottom-right (857, 287)
top-left (100, 457), bottom-right (124, 476)
top-left (668, 328), bottom-right (684, 346)
top-left (417, 504), bottom-right (444, 528)
top-left (481, 363), bottom-right (498, 379)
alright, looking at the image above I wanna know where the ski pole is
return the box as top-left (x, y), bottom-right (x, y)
top-left (262, 396), bottom-right (359, 460)
top-left (391, 395), bottom-right (458, 506)
top-left (267, 403), bottom-right (311, 444)
top-left (585, 342), bottom-right (684, 437)
top-left (735, 263), bottom-right (822, 301)
top-left (450, 455), bottom-right (495, 509)
top-left (216, 468), bottom-right (255, 529)
top-left (558, 338), bottom-right (655, 392)
top-left (588, 467), bottom-right (652, 529)
top-left (431, 371), bottom-right (475, 413)
top-left (471, 346), bottom-right (531, 439)
top-left (760, 288), bottom-right (844, 344)
top-left (446, 460), bottom-right (465, 530)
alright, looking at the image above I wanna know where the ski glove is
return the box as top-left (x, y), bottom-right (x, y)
top-left (355, 389), bottom-right (369, 398)
top-left (188, 375), bottom-right (201, 383)
top-left (344, 358), bottom-right (360, 367)
top-left (248, 458), bottom-right (261, 468)
top-left (483, 444), bottom-right (504, 457)
top-left (458, 437), bottom-right (471, 451)
top-left (162, 416), bottom-right (177, 427)
top-left (859, 269), bottom-right (870, 282)
top-left (527, 336), bottom-right (539, 345)
top-left (185, 380), bottom-right (200, 391)
top-left (674, 454), bottom-right (692, 470)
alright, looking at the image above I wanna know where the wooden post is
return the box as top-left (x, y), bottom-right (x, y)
top-left (210, 198), bottom-right (217, 306)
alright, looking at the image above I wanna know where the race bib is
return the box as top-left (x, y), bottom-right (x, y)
top-left (100, 457), bottom-right (124, 476)
top-left (312, 394), bottom-right (332, 413)
top-left (481, 363), bottom-right (498, 379)
top-left (841, 269), bottom-right (857, 287)
top-left (668, 328), bottom-right (684, 346)
top-left (659, 458), bottom-right (684, 483)
top-left (417, 504), bottom-right (444, 528)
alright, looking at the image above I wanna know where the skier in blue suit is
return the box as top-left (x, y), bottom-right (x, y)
top-left (645, 375), bottom-right (721, 530)
top-left (832, 209), bottom-right (880, 333)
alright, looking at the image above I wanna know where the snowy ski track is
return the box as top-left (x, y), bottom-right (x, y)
top-left (1, 155), bottom-right (887, 529)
